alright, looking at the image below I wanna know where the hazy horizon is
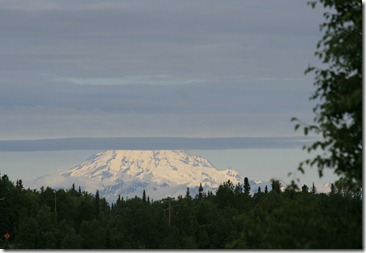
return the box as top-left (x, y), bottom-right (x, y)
top-left (0, 147), bottom-right (338, 193)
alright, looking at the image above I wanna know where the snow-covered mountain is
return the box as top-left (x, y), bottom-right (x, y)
top-left (34, 150), bottom-right (271, 203)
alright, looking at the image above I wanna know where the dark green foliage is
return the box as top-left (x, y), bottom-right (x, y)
top-left (292, 0), bottom-right (362, 189)
top-left (142, 189), bottom-right (146, 203)
top-left (330, 183), bottom-right (335, 194)
top-left (185, 187), bottom-right (191, 199)
top-left (197, 183), bottom-right (204, 199)
top-left (94, 190), bottom-right (100, 220)
top-left (243, 177), bottom-right (250, 195)
top-left (257, 186), bottom-right (261, 194)
top-left (311, 183), bottom-right (317, 194)
top-left (58, 220), bottom-right (82, 249)
top-left (301, 184), bottom-right (309, 193)
top-left (80, 220), bottom-right (105, 249)
top-left (0, 174), bottom-right (362, 249)
top-left (270, 180), bottom-right (281, 194)
top-left (215, 180), bottom-right (235, 208)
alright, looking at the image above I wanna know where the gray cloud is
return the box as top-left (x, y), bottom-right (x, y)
top-left (0, 136), bottom-right (318, 151)
top-left (0, 0), bottom-right (323, 139)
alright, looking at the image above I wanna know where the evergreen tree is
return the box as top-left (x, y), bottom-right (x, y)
top-left (95, 190), bottom-right (100, 220)
top-left (142, 190), bottom-right (146, 203)
top-left (215, 180), bottom-right (235, 208)
top-left (311, 183), bottom-right (317, 194)
top-left (302, 184), bottom-right (309, 193)
top-left (16, 217), bottom-right (39, 248)
top-left (58, 220), bottom-right (82, 249)
top-left (257, 186), bottom-right (261, 194)
top-left (80, 220), bottom-right (105, 248)
top-left (36, 206), bottom-right (57, 248)
top-left (271, 180), bottom-right (281, 194)
top-left (16, 179), bottom-right (23, 189)
top-left (234, 183), bottom-right (242, 195)
top-left (330, 183), bottom-right (335, 195)
top-left (244, 177), bottom-right (251, 195)
top-left (198, 183), bottom-right (204, 199)
top-left (185, 187), bottom-right (191, 199)
top-left (0, 172), bottom-right (362, 249)
top-left (264, 185), bottom-right (268, 194)
top-left (116, 195), bottom-right (121, 208)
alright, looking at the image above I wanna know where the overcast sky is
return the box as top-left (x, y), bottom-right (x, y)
top-left (0, 0), bottom-right (324, 140)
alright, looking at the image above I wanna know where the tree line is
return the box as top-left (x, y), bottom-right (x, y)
top-left (0, 174), bottom-right (362, 249)
top-left (0, 0), bottom-right (361, 248)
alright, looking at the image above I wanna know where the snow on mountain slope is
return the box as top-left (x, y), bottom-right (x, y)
top-left (34, 150), bottom-right (270, 203)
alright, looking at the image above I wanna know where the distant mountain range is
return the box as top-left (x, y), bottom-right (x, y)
top-left (34, 150), bottom-right (272, 203)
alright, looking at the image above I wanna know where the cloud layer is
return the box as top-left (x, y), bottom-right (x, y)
top-left (0, 0), bottom-right (323, 139)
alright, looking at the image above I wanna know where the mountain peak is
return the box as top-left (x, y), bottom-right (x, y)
top-left (62, 150), bottom-right (229, 188)
top-left (34, 150), bottom-right (269, 202)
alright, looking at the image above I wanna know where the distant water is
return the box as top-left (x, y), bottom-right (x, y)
top-left (0, 148), bottom-right (338, 191)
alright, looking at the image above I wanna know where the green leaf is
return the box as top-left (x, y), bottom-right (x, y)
top-left (298, 167), bottom-right (305, 174)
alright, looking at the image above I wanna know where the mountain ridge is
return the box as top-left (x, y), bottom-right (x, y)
top-left (34, 150), bottom-right (271, 203)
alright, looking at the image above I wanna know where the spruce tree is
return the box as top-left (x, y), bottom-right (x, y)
top-left (95, 190), bottom-right (100, 220)
top-left (271, 180), bottom-right (281, 193)
top-left (198, 183), bottom-right (204, 199)
top-left (302, 184), bottom-right (309, 193)
top-left (244, 177), bottom-right (251, 195)
top-left (142, 189), bottom-right (146, 203)
top-left (116, 195), bottom-right (121, 206)
top-left (185, 187), bottom-right (191, 199)
top-left (257, 186), bottom-right (261, 194)
top-left (264, 185), bottom-right (268, 194)
top-left (330, 183), bottom-right (335, 195)
top-left (311, 183), bottom-right (317, 194)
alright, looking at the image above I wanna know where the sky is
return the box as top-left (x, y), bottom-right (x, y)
top-left (0, 0), bottom-right (325, 140)
top-left (0, 0), bottom-right (340, 189)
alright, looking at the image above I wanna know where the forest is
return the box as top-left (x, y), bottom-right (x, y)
top-left (0, 174), bottom-right (362, 249)
top-left (0, 0), bottom-right (362, 249)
